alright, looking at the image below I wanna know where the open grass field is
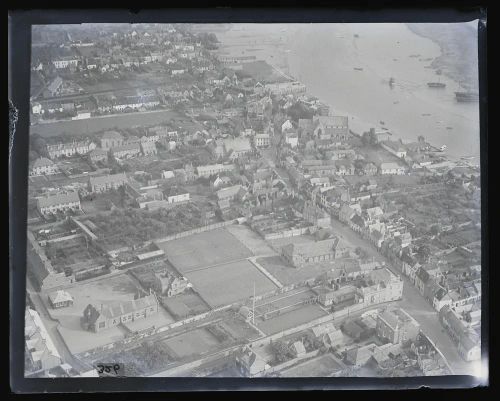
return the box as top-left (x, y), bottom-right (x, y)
top-left (256, 303), bottom-right (328, 335)
top-left (280, 354), bottom-right (344, 377)
top-left (225, 224), bottom-right (277, 256)
top-left (156, 228), bottom-right (253, 273)
top-left (185, 259), bottom-right (278, 307)
top-left (30, 109), bottom-right (183, 138)
top-left (160, 328), bottom-right (222, 359)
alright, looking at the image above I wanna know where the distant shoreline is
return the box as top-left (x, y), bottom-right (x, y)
top-left (405, 23), bottom-right (479, 90)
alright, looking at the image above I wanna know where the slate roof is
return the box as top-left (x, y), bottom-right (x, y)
top-left (48, 290), bottom-right (73, 304)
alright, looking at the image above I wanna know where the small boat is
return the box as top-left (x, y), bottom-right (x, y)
top-left (353, 67), bottom-right (364, 71)
top-left (354, 34), bottom-right (359, 38)
top-left (427, 82), bottom-right (446, 88)
top-left (455, 91), bottom-right (479, 102)
top-left (446, 127), bottom-right (453, 130)
top-left (422, 113), bottom-right (431, 116)
top-left (393, 101), bottom-right (399, 104)
top-left (439, 145), bottom-right (447, 151)
top-left (380, 121), bottom-right (385, 125)
top-left (389, 77), bottom-right (395, 86)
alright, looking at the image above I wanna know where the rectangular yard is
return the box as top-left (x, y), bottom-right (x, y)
top-left (160, 328), bottom-right (222, 360)
top-left (280, 354), bottom-right (344, 377)
top-left (156, 228), bottom-right (253, 273)
top-left (185, 260), bottom-right (278, 307)
top-left (44, 273), bottom-right (175, 354)
top-left (256, 303), bottom-right (328, 335)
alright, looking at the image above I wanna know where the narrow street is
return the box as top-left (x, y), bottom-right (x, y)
top-left (27, 277), bottom-right (94, 373)
top-left (328, 218), bottom-right (475, 375)
top-left (256, 140), bottom-right (475, 375)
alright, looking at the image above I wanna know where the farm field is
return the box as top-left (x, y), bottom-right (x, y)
top-left (160, 328), bottom-right (222, 359)
top-left (280, 354), bottom-right (344, 377)
top-left (225, 224), bottom-right (277, 256)
top-left (185, 259), bottom-right (278, 307)
top-left (255, 303), bottom-right (328, 335)
top-left (156, 228), bottom-right (253, 273)
top-left (30, 109), bottom-right (183, 138)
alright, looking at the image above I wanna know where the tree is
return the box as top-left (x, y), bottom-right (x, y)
top-left (429, 225), bottom-right (440, 235)
top-left (270, 339), bottom-right (292, 363)
top-left (416, 245), bottom-right (431, 263)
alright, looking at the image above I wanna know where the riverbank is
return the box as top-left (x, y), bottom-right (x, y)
top-left (282, 23), bottom-right (479, 159)
top-left (406, 22), bottom-right (479, 91)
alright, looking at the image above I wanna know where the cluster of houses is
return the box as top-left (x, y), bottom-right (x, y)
top-left (30, 26), bottom-right (217, 120)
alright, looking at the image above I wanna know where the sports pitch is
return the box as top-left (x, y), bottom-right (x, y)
top-left (156, 228), bottom-right (253, 273)
top-left (185, 259), bottom-right (278, 307)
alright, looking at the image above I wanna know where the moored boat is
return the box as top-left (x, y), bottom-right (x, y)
top-left (427, 82), bottom-right (446, 88)
top-left (455, 91), bottom-right (479, 102)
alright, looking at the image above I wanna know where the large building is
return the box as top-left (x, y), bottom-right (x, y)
top-left (439, 306), bottom-right (481, 362)
top-left (254, 133), bottom-right (270, 148)
top-left (81, 293), bottom-right (159, 333)
top-left (88, 148), bottom-right (108, 164)
top-left (235, 346), bottom-right (271, 377)
top-left (376, 308), bottom-right (421, 344)
top-left (88, 172), bottom-right (128, 193)
top-left (281, 237), bottom-right (351, 268)
top-left (52, 57), bottom-right (79, 69)
top-left (37, 191), bottom-right (81, 216)
top-left (110, 143), bottom-right (141, 159)
top-left (223, 137), bottom-right (252, 160)
top-left (312, 115), bottom-right (350, 142)
top-left (100, 131), bottom-right (124, 150)
top-left (29, 157), bottom-right (58, 176)
top-left (46, 140), bottom-right (96, 159)
top-left (48, 290), bottom-right (74, 309)
top-left (196, 163), bottom-right (235, 178)
top-left (355, 269), bottom-right (404, 306)
top-left (379, 162), bottom-right (406, 175)
top-left (140, 141), bottom-right (157, 156)
top-left (152, 269), bottom-right (189, 297)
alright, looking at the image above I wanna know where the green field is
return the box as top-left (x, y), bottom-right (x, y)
top-left (161, 328), bottom-right (221, 359)
top-left (156, 228), bottom-right (253, 273)
top-left (185, 259), bottom-right (277, 307)
top-left (30, 109), bottom-right (183, 138)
